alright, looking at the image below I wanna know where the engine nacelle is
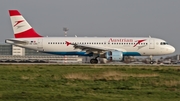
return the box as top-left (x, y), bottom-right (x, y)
top-left (105, 50), bottom-right (123, 61)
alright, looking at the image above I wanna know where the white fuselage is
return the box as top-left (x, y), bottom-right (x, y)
top-left (5, 37), bottom-right (175, 56)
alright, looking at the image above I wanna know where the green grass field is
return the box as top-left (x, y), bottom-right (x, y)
top-left (0, 64), bottom-right (179, 101)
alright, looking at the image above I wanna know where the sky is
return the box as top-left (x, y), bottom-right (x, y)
top-left (0, 0), bottom-right (180, 57)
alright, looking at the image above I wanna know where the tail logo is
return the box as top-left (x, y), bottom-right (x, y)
top-left (14, 20), bottom-right (24, 27)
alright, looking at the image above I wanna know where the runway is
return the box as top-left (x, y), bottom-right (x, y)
top-left (0, 62), bottom-right (179, 66)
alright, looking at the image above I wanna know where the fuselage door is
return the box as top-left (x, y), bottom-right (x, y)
top-left (37, 38), bottom-right (44, 51)
top-left (149, 38), bottom-right (155, 49)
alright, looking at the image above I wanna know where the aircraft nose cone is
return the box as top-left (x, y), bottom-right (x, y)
top-left (171, 46), bottom-right (175, 53)
top-left (169, 45), bottom-right (175, 53)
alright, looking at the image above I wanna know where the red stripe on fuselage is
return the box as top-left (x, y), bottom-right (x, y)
top-left (14, 28), bottom-right (42, 38)
top-left (9, 10), bottom-right (21, 16)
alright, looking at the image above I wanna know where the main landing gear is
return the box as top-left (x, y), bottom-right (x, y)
top-left (90, 56), bottom-right (99, 64)
top-left (90, 59), bottom-right (98, 64)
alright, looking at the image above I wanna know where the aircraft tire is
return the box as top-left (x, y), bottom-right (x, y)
top-left (90, 59), bottom-right (98, 64)
top-left (150, 61), bottom-right (154, 64)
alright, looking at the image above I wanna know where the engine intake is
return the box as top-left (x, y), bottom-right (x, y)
top-left (105, 50), bottom-right (123, 61)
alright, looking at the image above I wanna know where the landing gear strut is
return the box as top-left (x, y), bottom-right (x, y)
top-left (149, 55), bottom-right (154, 64)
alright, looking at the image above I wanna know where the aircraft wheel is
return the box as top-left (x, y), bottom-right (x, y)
top-left (150, 61), bottom-right (154, 64)
top-left (90, 59), bottom-right (98, 64)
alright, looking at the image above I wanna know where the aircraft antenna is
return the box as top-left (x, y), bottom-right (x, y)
top-left (63, 27), bottom-right (69, 37)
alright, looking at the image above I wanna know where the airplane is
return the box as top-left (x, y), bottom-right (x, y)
top-left (5, 10), bottom-right (175, 64)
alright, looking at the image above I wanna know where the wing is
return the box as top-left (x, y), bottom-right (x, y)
top-left (66, 41), bottom-right (125, 54)
top-left (74, 44), bottom-right (108, 53)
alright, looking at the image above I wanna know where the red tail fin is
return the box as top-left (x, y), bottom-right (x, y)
top-left (9, 10), bottom-right (42, 38)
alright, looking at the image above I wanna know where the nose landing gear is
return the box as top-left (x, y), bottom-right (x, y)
top-left (149, 55), bottom-right (155, 64)
top-left (150, 61), bottom-right (154, 64)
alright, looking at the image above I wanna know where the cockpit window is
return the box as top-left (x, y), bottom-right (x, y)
top-left (160, 42), bottom-right (168, 45)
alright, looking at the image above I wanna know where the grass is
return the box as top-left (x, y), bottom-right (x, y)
top-left (0, 64), bottom-right (179, 101)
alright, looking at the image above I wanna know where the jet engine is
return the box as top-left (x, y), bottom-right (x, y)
top-left (103, 50), bottom-right (123, 61)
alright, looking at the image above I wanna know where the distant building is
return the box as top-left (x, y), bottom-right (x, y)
top-left (12, 45), bottom-right (25, 56)
top-left (0, 44), bottom-right (12, 55)
top-left (0, 44), bottom-right (81, 63)
top-left (0, 44), bottom-right (54, 56)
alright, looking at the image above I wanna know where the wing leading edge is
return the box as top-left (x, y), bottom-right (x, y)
top-left (65, 41), bottom-right (125, 54)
